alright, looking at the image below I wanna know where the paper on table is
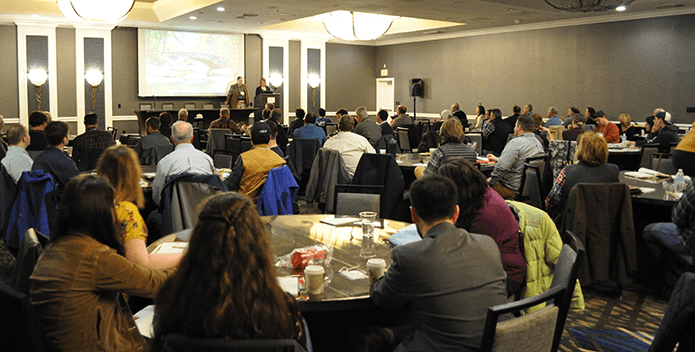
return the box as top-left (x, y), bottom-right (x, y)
top-left (320, 215), bottom-right (359, 226)
top-left (476, 156), bottom-right (489, 161)
top-left (277, 277), bottom-right (299, 296)
top-left (151, 242), bottom-right (188, 254)
top-left (387, 224), bottom-right (421, 246)
top-left (134, 305), bottom-right (155, 338)
top-left (413, 163), bottom-right (427, 167)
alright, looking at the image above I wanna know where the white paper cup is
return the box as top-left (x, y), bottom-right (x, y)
top-left (304, 265), bottom-right (325, 295)
top-left (366, 258), bottom-right (386, 288)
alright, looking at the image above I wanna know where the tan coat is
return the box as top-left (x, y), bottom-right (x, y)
top-left (30, 234), bottom-right (173, 352)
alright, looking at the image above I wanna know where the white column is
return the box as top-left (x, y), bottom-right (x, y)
top-left (16, 22), bottom-right (58, 126)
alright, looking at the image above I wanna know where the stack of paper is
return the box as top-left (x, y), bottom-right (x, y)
top-left (625, 168), bottom-right (670, 179)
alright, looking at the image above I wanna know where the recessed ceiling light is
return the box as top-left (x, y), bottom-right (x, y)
top-left (217, 6), bottom-right (225, 12)
top-left (616, 5), bottom-right (627, 11)
top-left (189, 15), bottom-right (197, 20)
top-left (31, 14), bottom-right (40, 19)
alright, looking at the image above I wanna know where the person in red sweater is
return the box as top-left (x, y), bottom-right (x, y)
top-left (593, 110), bottom-right (620, 143)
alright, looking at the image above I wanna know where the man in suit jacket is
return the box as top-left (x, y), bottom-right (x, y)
top-left (451, 102), bottom-right (469, 129)
top-left (225, 76), bottom-right (249, 109)
top-left (377, 109), bottom-right (394, 135)
top-left (134, 116), bottom-right (172, 165)
top-left (371, 175), bottom-right (509, 352)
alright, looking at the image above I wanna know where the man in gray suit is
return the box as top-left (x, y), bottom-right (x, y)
top-left (371, 175), bottom-right (509, 351)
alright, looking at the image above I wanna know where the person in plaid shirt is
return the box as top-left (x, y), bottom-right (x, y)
top-left (71, 113), bottom-right (115, 171)
top-left (643, 180), bottom-right (695, 288)
top-left (209, 108), bottom-right (241, 134)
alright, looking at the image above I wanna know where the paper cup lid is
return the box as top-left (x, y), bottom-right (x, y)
top-left (367, 258), bottom-right (386, 266)
top-left (305, 265), bottom-right (325, 273)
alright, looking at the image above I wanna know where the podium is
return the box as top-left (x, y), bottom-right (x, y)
top-left (254, 93), bottom-right (280, 122)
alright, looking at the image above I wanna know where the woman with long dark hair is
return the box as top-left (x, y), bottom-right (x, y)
top-left (30, 175), bottom-right (173, 352)
top-left (438, 157), bottom-right (526, 297)
top-left (96, 145), bottom-right (182, 270)
top-left (152, 192), bottom-right (306, 349)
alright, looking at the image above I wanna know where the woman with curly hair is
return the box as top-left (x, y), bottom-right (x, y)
top-left (96, 145), bottom-right (182, 270)
top-left (438, 157), bottom-right (526, 298)
top-left (151, 192), bottom-right (307, 350)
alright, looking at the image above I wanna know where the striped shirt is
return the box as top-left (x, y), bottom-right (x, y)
top-left (423, 142), bottom-right (477, 176)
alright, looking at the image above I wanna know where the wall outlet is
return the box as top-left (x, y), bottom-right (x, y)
top-left (118, 103), bottom-right (121, 108)
top-left (395, 101), bottom-right (400, 105)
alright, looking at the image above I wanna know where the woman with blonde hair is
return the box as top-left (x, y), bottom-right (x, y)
top-left (151, 192), bottom-right (307, 350)
top-left (415, 117), bottom-right (477, 178)
top-left (96, 145), bottom-right (182, 270)
top-left (618, 113), bottom-right (638, 141)
top-left (545, 132), bottom-right (619, 216)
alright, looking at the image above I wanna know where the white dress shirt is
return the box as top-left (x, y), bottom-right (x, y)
top-left (152, 143), bottom-right (215, 205)
top-left (323, 131), bottom-right (376, 178)
top-left (1, 146), bottom-right (33, 183)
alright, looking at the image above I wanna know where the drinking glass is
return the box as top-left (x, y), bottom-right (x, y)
top-left (359, 211), bottom-right (377, 257)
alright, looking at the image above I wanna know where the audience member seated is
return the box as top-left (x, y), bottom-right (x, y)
top-left (265, 119), bottom-right (284, 157)
top-left (371, 175), bottom-right (509, 351)
top-left (471, 104), bottom-right (486, 131)
top-left (177, 108), bottom-right (188, 122)
top-left (0, 115), bottom-right (7, 153)
top-left (315, 108), bottom-right (331, 126)
top-left (287, 108), bottom-right (305, 137)
top-left (585, 107), bottom-right (597, 126)
top-left (546, 132), bottom-right (619, 219)
top-left (377, 109), bottom-right (393, 136)
top-left (292, 112), bottom-right (327, 146)
top-left (30, 175), bottom-right (173, 352)
top-left (353, 106), bottom-right (382, 149)
top-left (482, 108), bottom-right (512, 156)
top-left (438, 157), bottom-right (526, 298)
top-left (152, 121), bottom-right (216, 206)
top-left (270, 108), bottom-right (288, 150)
top-left (643, 180), bottom-right (695, 290)
top-left (209, 107), bottom-right (242, 134)
top-left (618, 113), bottom-right (638, 141)
top-left (673, 128), bottom-right (695, 176)
top-left (504, 104), bottom-right (521, 129)
top-left (151, 192), bottom-right (307, 350)
top-left (323, 115), bottom-right (375, 180)
top-left (487, 114), bottom-right (545, 199)
top-left (634, 111), bottom-right (680, 152)
top-left (159, 112), bottom-right (173, 139)
top-left (415, 118), bottom-right (476, 179)
top-left (562, 113), bottom-right (586, 141)
top-left (563, 106), bottom-right (581, 128)
top-left (224, 121), bottom-right (286, 204)
top-left (26, 110), bottom-right (48, 151)
top-left (390, 105), bottom-right (413, 131)
top-left (545, 106), bottom-right (563, 127)
top-left (592, 110), bottom-right (620, 143)
top-left (31, 121), bottom-right (79, 191)
top-left (1, 125), bottom-right (33, 183)
top-left (71, 113), bottom-right (115, 171)
top-left (97, 145), bottom-right (183, 270)
top-left (451, 102), bottom-right (469, 129)
top-left (532, 113), bottom-right (550, 148)
top-left (134, 116), bottom-right (172, 165)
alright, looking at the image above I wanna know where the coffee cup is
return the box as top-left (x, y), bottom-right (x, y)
top-left (304, 265), bottom-right (325, 295)
top-left (366, 258), bottom-right (386, 288)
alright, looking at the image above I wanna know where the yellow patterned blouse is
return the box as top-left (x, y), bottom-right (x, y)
top-left (115, 201), bottom-right (148, 243)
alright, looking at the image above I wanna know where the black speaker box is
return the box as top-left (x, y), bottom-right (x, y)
top-left (410, 78), bottom-right (423, 97)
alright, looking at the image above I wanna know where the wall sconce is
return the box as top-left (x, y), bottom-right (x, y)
top-left (308, 74), bottom-right (321, 108)
top-left (28, 69), bottom-right (48, 110)
top-left (269, 74), bottom-right (283, 93)
top-left (85, 69), bottom-right (103, 111)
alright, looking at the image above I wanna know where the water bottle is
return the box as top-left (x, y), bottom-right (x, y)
top-left (674, 169), bottom-right (685, 192)
top-left (389, 138), bottom-right (398, 158)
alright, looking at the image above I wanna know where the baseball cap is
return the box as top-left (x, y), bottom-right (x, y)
top-left (251, 121), bottom-right (271, 140)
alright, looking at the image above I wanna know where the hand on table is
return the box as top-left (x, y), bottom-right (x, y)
top-left (486, 154), bottom-right (499, 162)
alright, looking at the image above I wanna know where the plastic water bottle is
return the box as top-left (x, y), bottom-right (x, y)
top-left (389, 138), bottom-right (398, 158)
top-left (674, 169), bottom-right (686, 192)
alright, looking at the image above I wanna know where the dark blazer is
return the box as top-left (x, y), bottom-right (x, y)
top-left (371, 222), bottom-right (508, 352)
top-left (26, 131), bottom-right (47, 151)
top-left (380, 121), bottom-right (394, 135)
top-left (484, 119), bottom-right (511, 156)
top-left (31, 146), bottom-right (79, 188)
top-left (453, 110), bottom-right (469, 128)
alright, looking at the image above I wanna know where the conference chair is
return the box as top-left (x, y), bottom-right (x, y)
top-left (325, 123), bottom-right (337, 136)
top-left (139, 103), bottom-right (153, 110)
top-left (202, 103), bottom-right (214, 109)
top-left (287, 138), bottom-right (321, 195)
top-left (241, 136), bottom-right (253, 152)
top-left (206, 128), bottom-right (232, 156)
top-left (183, 103), bottom-right (196, 110)
top-left (11, 228), bottom-right (49, 295)
top-left (518, 165), bottom-right (543, 210)
top-left (397, 127), bottom-right (411, 152)
top-left (0, 281), bottom-right (62, 352)
top-left (157, 173), bottom-right (227, 239)
top-left (257, 165), bottom-right (299, 216)
top-left (638, 143), bottom-right (660, 170)
top-left (550, 231), bottom-right (585, 352)
top-left (305, 148), bottom-right (351, 213)
top-left (159, 333), bottom-right (307, 352)
top-left (479, 285), bottom-right (566, 352)
top-left (161, 103), bottom-right (174, 110)
top-left (559, 183), bottom-right (637, 295)
top-left (333, 184), bottom-right (383, 218)
top-left (468, 133), bottom-right (483, 155)
top-left (548, 125), bottom-right (564, 141)
top-left (350, 153), bottom-right (405, 220)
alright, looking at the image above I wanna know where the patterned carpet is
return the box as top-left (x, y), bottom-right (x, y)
top-left (559, 283), bottom-right (671, 352)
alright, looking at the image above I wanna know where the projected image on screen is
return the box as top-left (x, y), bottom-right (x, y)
top-left (138, 29), bottom-right (244, 97)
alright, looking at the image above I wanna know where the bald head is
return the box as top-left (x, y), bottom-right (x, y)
top-left (7, 124), bottom-right (29, 147)
top-left (172, 121), bottom-right (193, 144)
